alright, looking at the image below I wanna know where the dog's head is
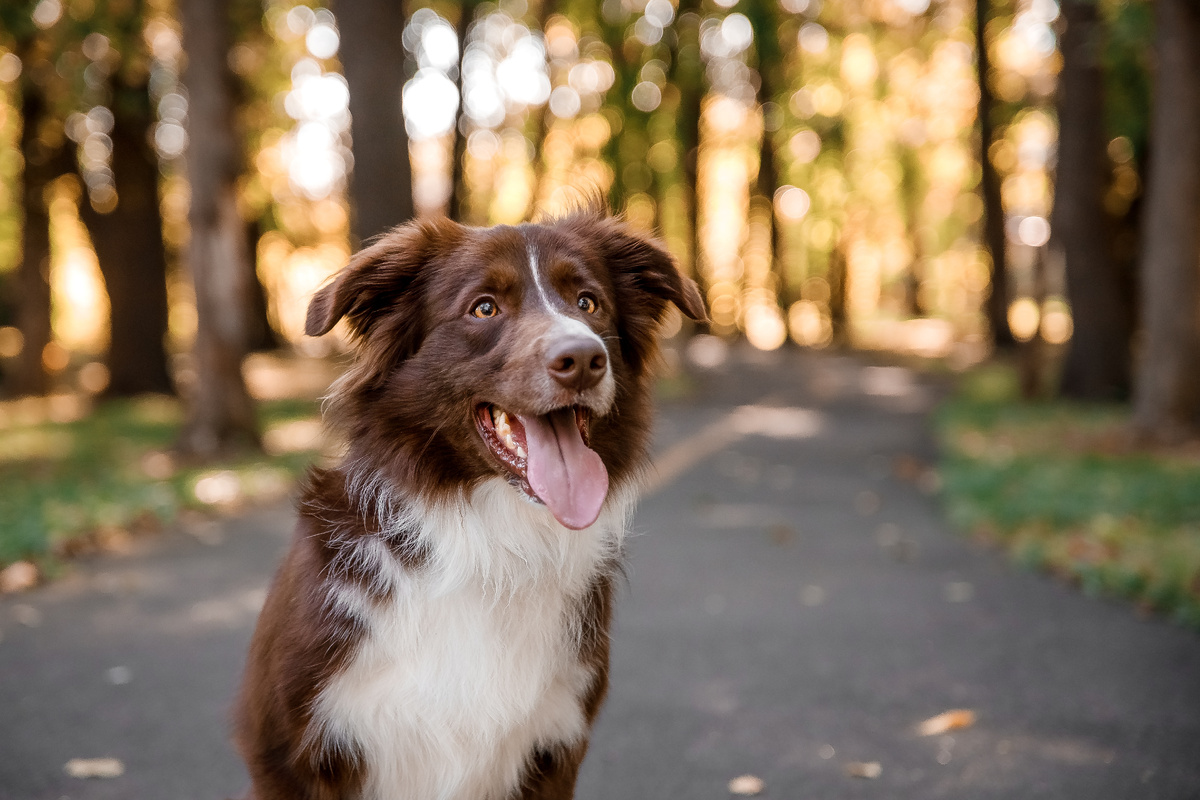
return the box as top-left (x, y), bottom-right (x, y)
top-left (309, 209), bottom-right (705, 529)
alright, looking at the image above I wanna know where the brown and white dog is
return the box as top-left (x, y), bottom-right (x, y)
top-left (234, 208), bottom-right (705, 800)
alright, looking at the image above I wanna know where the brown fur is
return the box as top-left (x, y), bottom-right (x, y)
top-left (234, 208), bottom-right (704, 800)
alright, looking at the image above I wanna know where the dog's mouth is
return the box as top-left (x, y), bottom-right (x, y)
top-left (475, 404), bottom-right (609, 530)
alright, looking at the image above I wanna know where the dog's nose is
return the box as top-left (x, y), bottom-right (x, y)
top-left (546, 337), bottom-right (607, 391)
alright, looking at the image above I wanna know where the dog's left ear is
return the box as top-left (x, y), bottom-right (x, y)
top-left (606, 229), bottom-right (707, 324)
top-left (306, 217), bottom-right (463, 345)
top-left (574, 214), bottom-right (706, 370)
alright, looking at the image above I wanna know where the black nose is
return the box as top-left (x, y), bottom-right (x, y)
top-left (546, 336), bottom-right (607, 391)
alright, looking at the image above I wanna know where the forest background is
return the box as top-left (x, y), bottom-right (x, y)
top-left (1, 0), bottom-right (1198, 620)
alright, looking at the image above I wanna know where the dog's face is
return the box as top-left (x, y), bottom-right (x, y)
top-left (308, 211), bottom-right (705, 528)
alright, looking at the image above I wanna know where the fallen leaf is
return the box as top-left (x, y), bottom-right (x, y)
top-left (65, 758), bottom-right (124, 779)
top-left (0, 561), bottom-right (38, 593)
top-left (728, 774), bottom-right (764, 795)
top-left (844, 761), bottom-right (882, 779)
top-left (918, 709), bottom-right (977, 736)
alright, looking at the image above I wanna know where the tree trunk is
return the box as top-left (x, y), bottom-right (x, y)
top-left (748, 0), bottom-right (785, 306)
top-left (177, 0), bottom-right (260, 457)
top-left (9, 90), bottom-right (71, 397)
top-left (79, 91), bottom-right (174, 396)
top-left (526, 0), bottom-right (557, 213)
top-left (1055, 0), bottom-right (1132, 400)
top-left (334, 0), bottom-right (414, 244)
top-left (448, 0), bottom-right (480, 223)
top-left (975, 0), bottom-right (1015, 348)
top-left (1132, 0), bottom-right (1200, 439)
top-left (600, 10), bottom-right (636, 209)
top-left (672, 3), bottom-right (705, 296)
top-left (900, 149), bottom-right (927, 317)
top-left (828, 242), bottom-right (849, 345)
top-left (243, 216), bottom-right (280, 352)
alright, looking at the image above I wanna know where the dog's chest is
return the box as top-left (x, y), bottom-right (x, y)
top-left (312, 485), bottom-right (622, 800)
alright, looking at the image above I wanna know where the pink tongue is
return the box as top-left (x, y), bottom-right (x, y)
top-left (518, 409), bottom-right (609, 530)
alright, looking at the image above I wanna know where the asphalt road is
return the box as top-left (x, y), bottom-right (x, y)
top-left (2, 346), bottom-right (1199, 799)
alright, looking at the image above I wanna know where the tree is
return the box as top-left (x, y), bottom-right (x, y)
top-left (177, 0), bottom-right (260, 456)
top-left (1054, 0), bottom-right (1132, 400)
top-left (448, 0), bottom-right (482, 222)
top-left (79, 81), bottom-right (174, 396)
top-left (669, 2), bottom-right (706, 300)
top-left (599, 2), bottom-right (644, 211)
top-left (2, 1), bottom-right (176, 398)
top-left (1132, 0), bottom-right (1200, 439)
top-left (8, 89), bottom-right (70, 397)
top-left (526, 0), bottom-right (557, 209)
top-left (748, 0), bottom-right (785, 302)
top-left (333, 0), bottom-right (414, 245)
top-left (3, 8), bottom-right (73, 398)
top-left (975, 0), bottom-right (1015, 348)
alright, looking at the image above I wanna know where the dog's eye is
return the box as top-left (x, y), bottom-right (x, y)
top-left (577, 294), bottom-right (598, 314)
top-left (471, 300), bottom-right (499, 319)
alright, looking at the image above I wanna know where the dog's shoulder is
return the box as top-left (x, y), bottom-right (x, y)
top-left (293, 466), bottom-right (428, 603)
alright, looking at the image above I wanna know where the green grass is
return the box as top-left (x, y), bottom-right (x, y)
top-left (0, 395), bottom-right (323, 569)
top-left (937, 363), bottom-right (1200, 629)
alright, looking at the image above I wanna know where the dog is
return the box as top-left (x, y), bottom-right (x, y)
top-left (234, 207), bottom-right (705, 800)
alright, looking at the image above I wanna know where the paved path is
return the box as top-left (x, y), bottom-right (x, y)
top-left (2, 347), bottom-right (1199, 799)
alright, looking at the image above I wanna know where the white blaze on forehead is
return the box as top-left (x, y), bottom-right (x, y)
top-left (525, 239), bottom-right (607, 348)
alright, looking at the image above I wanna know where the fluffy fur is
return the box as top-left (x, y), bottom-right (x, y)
top-left (234, 208), bottom-right (705, 800)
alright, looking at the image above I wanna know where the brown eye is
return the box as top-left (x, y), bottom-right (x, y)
top-left (577, 294), bottom-right (598, 314)
top-left (472, 300), bottom-right (498, 319)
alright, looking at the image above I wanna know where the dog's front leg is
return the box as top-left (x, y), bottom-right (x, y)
top-left (512, 743), bottom-right (589, 800)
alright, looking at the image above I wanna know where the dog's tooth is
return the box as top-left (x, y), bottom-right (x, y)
top-left (503, 432), bottom-right (516, 451)
top-left (494, 410), bottom-right (512, 440)
top-left (516, 445), bottom-right (526, 459)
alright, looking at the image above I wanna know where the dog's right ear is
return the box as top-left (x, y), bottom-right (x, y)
top-left (306, 218), bottom-right (463, 339)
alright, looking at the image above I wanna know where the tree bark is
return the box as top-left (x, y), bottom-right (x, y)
top-left (900, 149), bottom-right (927, 317)
top-left (243, 216), bottom-right (281, 352)
top-left (976, 0), bottom-right (1015, 348)
top-left (828, 241), bottom-right (849, 345)
top-left (1055, 0), bottom-right (1132, 400)
top-left (448, 0), bottom-right (481, 223)
top-left (177, 0), bottom-right (260, 457)
top-left (600, 9), bottom-right (637, 210)
top-left (748, 0), bottom-right (785, 305)
top-left (8, 90), bottom-right (71, 397)
top-left (1132, 0), bottom-right (1200, 438)
top-left (671, 3), bottom-right (705, 297)
top-left (79, 90), bottom-right (174, 396)
top-left (526, 0), bottom-right (558, 213)
top-left (335, 0), bottom-right (414, 244)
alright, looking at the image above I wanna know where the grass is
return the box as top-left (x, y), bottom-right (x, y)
top-left (0, 394), bottom-right (324, 571)
top-left (936, 363), bottom-right (1200, 629)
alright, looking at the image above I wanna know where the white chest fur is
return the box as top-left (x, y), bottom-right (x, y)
top-left (311, 479), bottom-right (631, 800)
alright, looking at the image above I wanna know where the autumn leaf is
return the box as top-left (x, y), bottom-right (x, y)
top-left (65, 758), bottom-right (125, 779)
top-left (728, 774), bottom-right (765, 795)
top-left (918, 709), bottom-right (977, 736)
top-left (844, 761), bottom-right (882, 779)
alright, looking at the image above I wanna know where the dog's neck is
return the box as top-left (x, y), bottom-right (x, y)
top-left (339, 461), bottom-right (635, 597)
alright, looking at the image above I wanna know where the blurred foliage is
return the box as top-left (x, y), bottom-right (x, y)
top-left (938, 365), bottom-right (1200, 628)
top-left (1101, 0), bottom-right (1152, 162)
top-left (0, 395), bottom-right (322, 567)
top-left (2, 0), bottom-right (1157, 365)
